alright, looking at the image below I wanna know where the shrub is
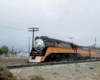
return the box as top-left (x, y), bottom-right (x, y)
top-left (30, 75), bottom-right (45, 80)
top-left (0, 46), bottom-right (9, 54)
top-left (0, 65), bottom-right (17, 80)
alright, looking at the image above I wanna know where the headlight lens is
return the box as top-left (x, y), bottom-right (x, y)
top-left (34, 39), bottom-right (45, 51)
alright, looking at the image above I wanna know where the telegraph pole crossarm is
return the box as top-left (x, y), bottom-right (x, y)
top-left (28, 27), bottom-right (39, 48)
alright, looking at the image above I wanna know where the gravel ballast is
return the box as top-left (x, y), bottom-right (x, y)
top-left (10, 62), bottom-right (100, 80)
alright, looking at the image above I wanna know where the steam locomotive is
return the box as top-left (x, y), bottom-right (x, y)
top-left (28, 36), bottom-right (100, 62)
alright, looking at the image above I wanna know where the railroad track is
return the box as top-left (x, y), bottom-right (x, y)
top-left (6, 59), bottom-right (100, 69)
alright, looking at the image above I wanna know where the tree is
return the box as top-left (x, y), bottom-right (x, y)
top-left (0, 46), bottom-right (9, 54)
top-left (0, 48), bottom-right (3, 54)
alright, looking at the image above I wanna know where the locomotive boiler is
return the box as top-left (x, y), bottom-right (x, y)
top-left (28, 36), bottom-right (100, 62)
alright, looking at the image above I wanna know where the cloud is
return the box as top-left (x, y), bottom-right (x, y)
top-left (0, 0), bottom-right (100, 51)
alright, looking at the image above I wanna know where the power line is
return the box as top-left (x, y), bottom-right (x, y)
top-left (0, 26), bottom-right (27, 31)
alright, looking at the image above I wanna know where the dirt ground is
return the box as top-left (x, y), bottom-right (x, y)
top-left (10, 62), bottom-right (100, 80)
top-left (0, 58), bottom-right (27, 65)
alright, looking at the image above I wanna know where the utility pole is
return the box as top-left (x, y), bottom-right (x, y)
top-left (69, 37), bottom-right (74, 43)
top-left (11, 46), bottom-right (14, 53)
top-left (28, 27), bottom-right (39, 48)
top-left (99, 43), bottom-right (100, 48)
top-left (28, 37), bottom-right (30, 53)
top-left (95, 38), bottom-right (96, 48)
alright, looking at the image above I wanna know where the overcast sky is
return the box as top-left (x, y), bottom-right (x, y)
top-left (0, 0), bottom-right (100, 51)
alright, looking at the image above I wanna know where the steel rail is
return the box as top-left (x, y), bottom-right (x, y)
top-left (6, 59), bottom-right (100, 69)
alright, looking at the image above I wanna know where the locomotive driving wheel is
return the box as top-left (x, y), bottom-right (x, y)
top-left (59, 54), bottom-right (67, 61)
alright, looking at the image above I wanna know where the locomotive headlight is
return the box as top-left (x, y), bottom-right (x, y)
top-left (34, 39), bottom-right (45, 51)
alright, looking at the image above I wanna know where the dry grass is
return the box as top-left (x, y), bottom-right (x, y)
top-left (0, 65), bottom-right (17, 80)
top-left (30, 75), bottom-right (45, 80)
top-left (0, 58), bottom-right (27, 65)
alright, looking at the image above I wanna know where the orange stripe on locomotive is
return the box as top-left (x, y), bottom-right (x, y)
top-left (35, 47), bottom-right (76, 62)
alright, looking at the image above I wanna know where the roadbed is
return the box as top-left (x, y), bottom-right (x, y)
top-left (10, 62), bottom-right (100, 80)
